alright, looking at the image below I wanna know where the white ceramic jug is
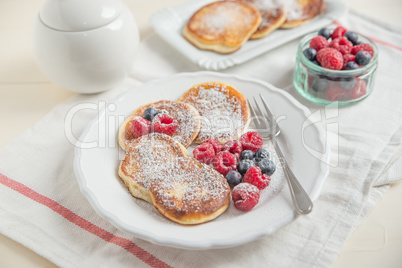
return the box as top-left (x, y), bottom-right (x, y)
top-left (33, 0), bottom-right (140, 94)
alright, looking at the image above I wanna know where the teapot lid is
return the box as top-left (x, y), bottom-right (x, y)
top-left (39, 0), bottom-right (123, 31)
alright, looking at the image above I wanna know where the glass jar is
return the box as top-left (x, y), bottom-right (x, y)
top-left (293, 31), bottom-right (378, 106)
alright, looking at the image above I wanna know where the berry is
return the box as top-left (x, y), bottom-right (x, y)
top-left (257, 158), bottom-right (276, 176)
top-left (318, 28), bottom-right (331, 40)
top-left (193, 143), bottom-right (215, 164)
top-left (326, 84), bottom-right (347, 101)
top-left (240, 131), bottom-right (263, 153)
top-left (330, 37), bottom-right (353, 55)
top-left (348, 80), bottom-right (367, 99)
top-left (223, 140), bottom-right (243, 155)
top-left (303, 48), bottom-right (317, 61)
top-left (312, 60), bottom-right (320, 66)
top-left (355, 51), bottom-right (371, 66)
top-left (344, 32), bottom-right (359, 45)
top-left (232, 183), bottom-right (260, 212)
top-left (238, 159), bottom-right (256, 175)
top-left (345, 61), bottom-right (359, 70)
top-left (254, 148), bottom-right (270, 162)
top-left (355, 41), bottom-right (362, 45)
top-left (226, 170), bottom-right (242, 187)
top-left (309, 36), bottom-right (330, 51)
top-left (143, 107), bottom-right (159, 121)
top-left (152, 113), bottom-right (178, 136)
top-left (311, 78), bottom-right (329, 92)
top-left (317, 48), bottom-right (343, 70)
top-left (331, 26), bottom-right (347, 40)
top-left (342, 54), bottom-right (355, 69)
top-left (212, 151), bottom-right (237, 176)
top-left (131, 116), bottom-right (151, 138)
top-left (240, 150), bottom-right (254, 161)
top-left (203, 139), bottom-right (222, 154)
top-left (339, 78), bottom-right (356, 90)
top-left (351, 43), bottom-right (374, 57)
top-left (243, 166), bottom-right (270, 190)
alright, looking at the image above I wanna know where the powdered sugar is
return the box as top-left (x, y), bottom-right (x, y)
top-left (181, 82), bottom-right (247, 143)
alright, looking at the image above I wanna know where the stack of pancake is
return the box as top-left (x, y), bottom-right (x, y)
top-left (183, 0), bottom-right (325, 53)
top-left (118, 82), bottom-right (249, 225)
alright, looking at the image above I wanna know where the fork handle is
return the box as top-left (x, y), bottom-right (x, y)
top-left (272, 139), bottom-right (313, 214)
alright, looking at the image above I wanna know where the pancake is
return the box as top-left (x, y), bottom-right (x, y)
top-left (182, 1), bottom-right (262, 54)
top-left (178, 82), bottom-right (249, 144)
top-left (281, 0), bottom-right (325, 28)
top-left (149, 157), bottom-right (230, 225)
top-left (118, 100), bottom-right (201, 151)
top-left (241, 0), bottom-right (286, 39)
top-left (118, 133), bottom-right (189, 204)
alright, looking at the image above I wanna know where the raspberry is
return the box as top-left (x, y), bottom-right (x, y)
top-left (326, 84), bottom-right (347, 101)
top-left (316, 48), bottom-right (343, 70)
top-left (232, 183), bottom-right (260, 212)
top-left (309, 36), bottom-right (330, 51)
top-left (239, 131), bottom-right (263, 153)
top-left (223, 140), bottom-right (243, 155)
top-left (348, 80), bottom-right (367, 100)
top-left (203, 139), bottom-right (222, 154)
top-left (152, 113), bottom-right (178, 136)
top-left (243, 166), bottom-right (270, 190)
top-left (131, 116), bottom-right (151, 138)
top-left (342, 54), bottom-right (355, 69)
top-left (331, 26), bottom-right (347, 40)
top-left (193, 143), bottom-right (215, 164)
top-left (212, 151), bottom-right (237, 175)
top-left (351, 43), bottom-right (374, 57)
top-left (330, 37), bottom-right (353, 55)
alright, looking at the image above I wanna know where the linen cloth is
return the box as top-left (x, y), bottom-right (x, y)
top-left (1, 10), bottom-right (402, 268)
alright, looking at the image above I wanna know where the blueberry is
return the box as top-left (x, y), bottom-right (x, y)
top-left (255, 149), bottom-right (270, 162)
top-left (303, 48), bottom-right (317, 61)
top-left (311, 77), bottom-right (328, 92)
top-left (240, 150), bottom-right (254, 161)
top-left (257, 159), bottom-right (276, 176)
top-left (238, 159), bottom-right (255, 175)
top-left (355, 51), bottom-right (371, 66)
top-left (225, 170), bottom-right (242, 187)
top-left (345, 61), bottom-right (359, 70)
top-left (318, 28), bottom-right (331, 40)
top-left (355, 41), bottom-right (362, 45)
top-left (312, 60), bottom-right (321, 66)
top-left (340, 78), bottom-right (356, 90)
top-left (344, 32), bottom-right (359, 45)
top-left (143, 107), bottom-right (159, 121)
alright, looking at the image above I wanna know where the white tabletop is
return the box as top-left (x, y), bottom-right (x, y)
top-left (0, 0), bottom-right (401, 267)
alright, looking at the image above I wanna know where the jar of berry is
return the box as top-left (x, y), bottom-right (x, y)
top-left (293, 27), bottom-right (378, 106)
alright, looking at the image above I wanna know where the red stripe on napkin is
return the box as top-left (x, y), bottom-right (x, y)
top-left (0, 173), bottom-right (172, 268)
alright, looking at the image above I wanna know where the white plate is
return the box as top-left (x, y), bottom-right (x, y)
top-left (74, 72), bottom-right (330, 249)
top-left (150, 0), bottom-right (347, 70)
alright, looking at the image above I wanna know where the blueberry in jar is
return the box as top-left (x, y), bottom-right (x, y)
top-left (344, 32), bottom-right (359, 45)
top-left (143, 107), bottom-right (159, 121)
top-left (355, 51), bottom-right (371, 66)
top-left (257, 158), bottom-right (276, 176)
top-left (345, 61), bottom-right (359, 70)
top-left (318, 28), bottom-right (331, 40)
top-left (311, 77), bottom-right (329, 92)
top-left (225, 170), bottom-right (242, 187)
top-left (238, 159), bottom-right (255, 175)
top-left (340, 78), bottom-right (356, 90)
top-left (240, 150), bottom-right (254, 161)
top-left (303, 48), bottom-right (317, 61)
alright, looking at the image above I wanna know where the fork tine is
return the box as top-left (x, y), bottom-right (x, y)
top-left (259, 93), bottom-right (274, 120)
top-left (247, 99), bottom-right (262, 129)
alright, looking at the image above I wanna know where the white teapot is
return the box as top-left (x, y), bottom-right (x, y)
top-left (33, 0), bottom-right (140, 94)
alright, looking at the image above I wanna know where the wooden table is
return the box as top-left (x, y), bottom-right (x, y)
top-left (0, 0), bottom-right (401, 267)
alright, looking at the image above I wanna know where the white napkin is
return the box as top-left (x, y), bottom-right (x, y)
top-left (1, 10), bottom-right (402, 268)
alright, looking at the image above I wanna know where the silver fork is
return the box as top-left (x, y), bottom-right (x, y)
top-left (247, 94), bottom-right (313, 214)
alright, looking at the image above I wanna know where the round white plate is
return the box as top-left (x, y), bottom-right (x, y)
top-left (74, 72), bottom-right (330, 249)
